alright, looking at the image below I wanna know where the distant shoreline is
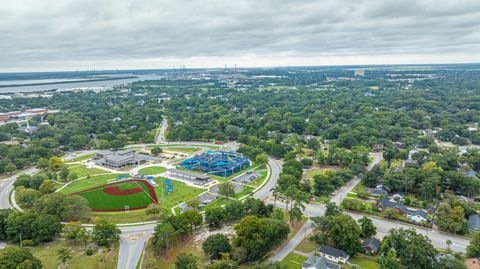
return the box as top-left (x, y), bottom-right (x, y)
top-left (0, 76), bottom-right (138, 88)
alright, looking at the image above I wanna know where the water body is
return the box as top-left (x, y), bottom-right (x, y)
top-left (0, 74), bottom-right (163, 94)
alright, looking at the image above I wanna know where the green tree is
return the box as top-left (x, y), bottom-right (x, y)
top-left (206, 259), bottom-right (238, 269)
top-left (224, 200), bottom-right (245, 221)
top-left (379, 250), bottom-right (400, 269)
top-left (57, 247), bottom-right (72, 266)
top-left (358, 217), bottom-right (376, 238)
top-left (145, 203), bottom-right (162, 217)
top-left (15, 187), bottom-right (41, 208)
top-left (205, 207), bottom-right (227, 228)
top-left (175, 253), bottom-right (198, 269)
top-left (92, 219), bottom-right (120, 247)
top-left (467, 232), bottom-right (480, 258)
top-left (63, 221), bottom-right (89, 245)
top-left (0, 246), bottom-right (42, 269)
top-left (32, 214), bottom-right (62, 243)
top-left (218, 182), bottom-right (235, 200)
top-left (255, 153), bottom-right (269, 165)
top-left (151, 146), bottom-right (163, 156)
top-left (39, 180), bottom-right (57, 194)
top-left (202, 234), bottom-right (231, 260)
top-left (151, 222), bottom-right (177, 253)
top-left (182, 210), bottom-right (203, 233)
top-left (48, 157), bottom-right (64, 171)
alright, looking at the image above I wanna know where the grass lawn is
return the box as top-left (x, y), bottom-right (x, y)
top-left (68, 165), bottom-right (109, 178)
top-left (59, 173), bottom-right (123, 195)
top-left (348, 255), bottom-right (380, 269)
top-left (163, 147), bottom-right (201, 153)
top-left (138, 166), bottom-right (167, 175)
top-left (91, 208), bottom-right (158, 224)
top-left (142, 237), bottom-right (205, 269)
top-left (233, 185), bottom-right (255, 199)
top-left (280, 252), bottom-right (308, 269)
top-left (29, 240), bottom-right (118, 269)
top-left (66, 153), bottom-right (95, 163)
top-left (247, 170), bottom-right (268, 187)
top-left (77, 181), bottom-right (155, 211)
top-left (153, 178), bottom-right (205, 209)
top-left (295, 238), bottom-right (319, 253)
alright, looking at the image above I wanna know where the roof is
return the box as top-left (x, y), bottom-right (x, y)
top-left (378, 196), bottom-right (428, 219)
top-left (167, 168), bottom-right (211, 180)
top-left (319, 245), bottom-right (349, 259)
top-left (302, 256), bottom-right (340, 269)
top-left (362, 237), bottom-right (381, 252)
top-left (469, 214), bottom-right (480, 230)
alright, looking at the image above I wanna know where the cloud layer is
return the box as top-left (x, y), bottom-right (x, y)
top-left (1, 0), bottom-right (480, 71)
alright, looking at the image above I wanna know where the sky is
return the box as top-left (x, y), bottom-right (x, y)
top-left (1, 0), bottom-right (480, 72)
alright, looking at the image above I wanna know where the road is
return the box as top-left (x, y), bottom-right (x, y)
top-left (155, 118), bottom-right (168, 144)
top-left (0, 167), bottom-right (39, 209)
top-left (270, 152), bottom-right (469, 261)
top-left (117, 233), bottom-right (151, 269)
top-left (253, 157), bottom-right (281, 200)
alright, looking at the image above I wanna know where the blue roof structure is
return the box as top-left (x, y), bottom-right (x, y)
top-left (180, 150), bottom-right (250, 177)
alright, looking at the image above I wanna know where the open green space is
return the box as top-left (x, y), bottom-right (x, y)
top-left (68, 165), bottom-right (109, 178)
top-left (76, 181), bottom-right (155, 211)
top-left (29, 240), bottom-right (118, 269)
top-left (91, 208), bottom-right (155, 224)
top-left (163, 147), bottom-right (201, 153)
top-left (59, 173), bottom-right (123, 195)
top-left (280, 252), bottom-right (308, 269)
top-left (66, 153), bottom-right (95, 163)
top-left (138, 166), bottom-right (167, 175)
top-left (154, 178), bottom-right (205, 209)
top-left (347, 255), bottom-right (380, 269)
top-left (295, 238), bottom-right (319, 253)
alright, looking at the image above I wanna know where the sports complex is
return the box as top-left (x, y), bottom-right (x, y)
top-left (50, 147), bottom-right (266, 222)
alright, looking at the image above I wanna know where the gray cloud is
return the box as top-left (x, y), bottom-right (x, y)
top-left (1, 0), bottom-right (480, 71)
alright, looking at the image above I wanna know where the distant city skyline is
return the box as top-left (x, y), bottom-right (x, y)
top-left (2, 0), bottom-right (480, 72)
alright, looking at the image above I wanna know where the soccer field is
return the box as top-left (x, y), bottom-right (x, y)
top-left (73, 180), bottom-right (157, 211)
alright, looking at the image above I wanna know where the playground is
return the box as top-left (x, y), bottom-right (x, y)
top-left (180, 150), bottom-right (250, 177)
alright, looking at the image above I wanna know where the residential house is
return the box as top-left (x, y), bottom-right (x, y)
top-left (377, 196), bottom-right (429, 223)
top-left (405, 159), bottom-right (420, 168)
top-left (367, 184), bottom-right (389, 197)
top-left (362, 237), bottom-right (381, 255)
top-left (393, 142), bottom-right (406, 149)
top-left (468, 214), bottom-right (480, 232)
top-left (318, 246), bottom-right (349, 264)
top-left (302, 255), bottom-right (340, 269)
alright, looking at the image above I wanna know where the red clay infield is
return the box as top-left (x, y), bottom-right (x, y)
top-left (103, 185), bottom-right (143, 195)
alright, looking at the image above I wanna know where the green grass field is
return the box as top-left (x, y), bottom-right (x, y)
top-left (60, 173), bottom-right (124, 195)
top-left (138, 166), bottom-right (167, 175)
top-left (76, 181), bottom-right (155, 211)
top-left (66, 153), bottom-right (95, 163)
top-left (280, 253), bottom-right (308, 269)
top-left (68, 165), bottom-right (108, 178)
top-left (163, 147), bottom-right (201, 153)
top-left (153, 178), bottom-right (205, 209)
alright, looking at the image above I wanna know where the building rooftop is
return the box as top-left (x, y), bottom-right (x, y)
top-left (468, 214), bottom-right (480, 230)
top-left (319, 245), bottom-right (349, 259)
top-left (302, 256), bottom-right (340, 269)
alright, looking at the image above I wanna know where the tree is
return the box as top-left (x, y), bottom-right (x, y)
top-left (32, 214), bottom-right (62, 243)
top-left (206, 259), bottom-right (239, 269)
top-left (49, 156), bottom-right (64, 171)
top-left (0, 209), bottom-right (11, 240)
top-left (358, 217), bottom-right (376, 238)
top-left (218, 182), bottom-right (235, 200)
top-left (325, 202), bottom-right (342, 216)
top-left (13, 174), bottom-right (32, 189)
top-left (15, 187), bottom-right (41, 208)
top-left (0, 246), bottom-right (42, 269)
top-left (182, 210), bottom-right (203, 233)
top-left (146, 203), bottom-right (162, 217)
top-left (186, 197), bottom-right (201, 210)
top-left (92, 219), bottom-right (121, 247)
top-left (202, 234), bottom-right (231, 260)
top-left (255, 153), bottom-right (269, 165)
top-left (63, 221), bottom-right (89, 245)
top-left (379, 250), bottom-right (400, 269)
top-left (59, 165), bottom-right (70, 181)
top-left (288, 206), bottom-right (302, 226)
top-left (39, 180), bottom-right (57, 194)
top-left (58, 247), bottom-right (72, 266)
top-left (467, 232), bottom-right (480, 258)
top-left (380, 228), bottom-right (436, 269)
top-left (35, 193), bottom-right (91, 221)
top-left (6, 210), bottom-right (38, 242)
top-left (151, 222), bottom-right (177, 253)
top-left (322, 214), bottom-right (362, 256)
top-left (151, 146), bottom-right (163, 156)
top-left (435, 203), bottom-right (467, 234)
top-left (175, 253), bottom-right (198, 269)
top-left (205, 207), bottom-right (227, 228)
top-left (234, 216), bottom-right (289, 261)
top-left (224, 200), bottom-right (245, 221)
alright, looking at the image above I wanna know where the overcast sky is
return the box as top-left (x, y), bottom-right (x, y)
top-left (1, 0), bottom-right (480, 72)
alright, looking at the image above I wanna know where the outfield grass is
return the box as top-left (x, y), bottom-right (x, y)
top-left (59, 173), bottom-right (123, 195)
top-left (29, 240), bottom-right (118, 269)
top-left (68, 165), bottom-right (108, 178)
top-left (66, 153), bottom-right (95, 163)
top-left (153, 178), bottom-right (204, 209)
top-left (77, 181), bottom-right (155, 211)
top-left (91, 208), bottom-right (157, 224)
top-left (280, 253), bottom-right (308, 269)
top-left (138, 166), bottom-right (167, 175)
top-left (163, 147), bottom-right (201, 153)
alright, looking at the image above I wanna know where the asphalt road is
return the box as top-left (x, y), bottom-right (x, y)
top-left (0, 167), bottom-right (39, 209)
top-left (253, 157), bottom-right (281, 200)
top-left (155, 119), bottom-right (168, 144)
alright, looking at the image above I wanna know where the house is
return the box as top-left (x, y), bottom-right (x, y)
top-left (391, 192), bottom-right (405, 201)
top-left (393, 142), bottom-right (406, 149)
top-left (377, 196), bottom-right (429, 223)
top-left (318, 246), bottom-right (349, 264)
top-left (367, 185), bottom-right (389, 197)
top-left (362, 237), bottom-right (381, 255)
top-left (468, 214), bottom-right (480, 232)
top-left (302, 255), bottom-right (340, 269)
top-left (372, 144), bottom-right (385, 150)
top-left (405, 159), bottom-right (420, 168)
